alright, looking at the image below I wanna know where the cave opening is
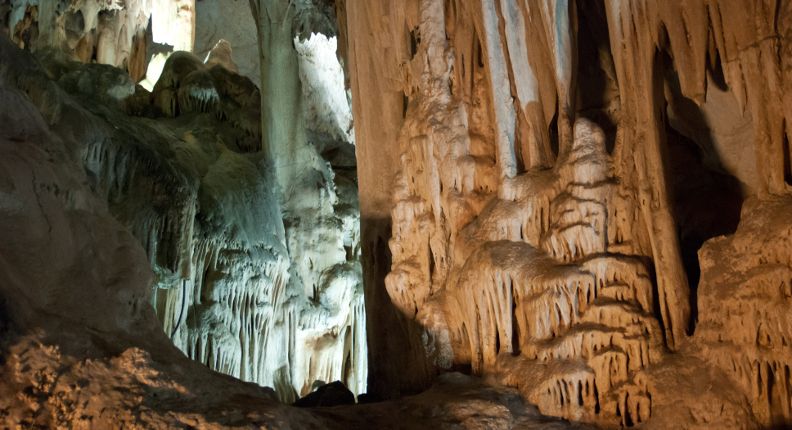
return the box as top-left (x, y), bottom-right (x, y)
top-left (657, 47), bottom-right (744, 333)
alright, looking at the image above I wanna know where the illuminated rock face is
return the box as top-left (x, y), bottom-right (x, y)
top-left (126, 46), bottom-right (366, 400)
top-left (344, 0), bottom-right (792, 427)
top-left (3, 0), bottom-right (195, 82)
top-left (697, 197), bottom-right (792, 426)
top-left (431, 120), bottom-right (662, 425)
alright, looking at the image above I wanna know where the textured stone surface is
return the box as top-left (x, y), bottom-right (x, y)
top-left (0, 25), bottom-right (365, 406)
top-left (343, 0), bottom-right (792, 427)
top-left (3, 0), bottom-right (792, 428)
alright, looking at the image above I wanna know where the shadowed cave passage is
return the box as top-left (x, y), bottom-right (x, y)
top-left (657, 47), bottom-right (744, 333)
top-left (786, 132), bottom-right (792, 186)
top-left (575, 0), bottom-right (618, 154)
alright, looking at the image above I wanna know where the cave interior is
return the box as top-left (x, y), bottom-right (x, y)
top-left (1, 0), bottom-right (792, 429)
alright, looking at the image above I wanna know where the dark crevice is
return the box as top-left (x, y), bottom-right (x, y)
top-left (476, 38), bottom-right (484, 69)
top-left (594, 383), bottom-right (601, 414)
top-left (513, 113), bottom-right (527, 173)
top-left (647, 256), bottom-right (669, 348)
top-left (450, 362), bottom-right (473, 375)
top-left (428, 245), bottom-right (435, 281)
top-left (658, 49), bottom-right (744, 334)
top-left (706, 47), bottom-right (729, 92)
top-left (511, 295), bottom-right (520, 356)
top-left (783, 126), bottom-right (792, 186)
top-left (549, 105), bottom-right (560, 158)
top-left (409, 27), bottom-right (420, 59)
top-left (624, 393), bottom-right (635, 426)
top-left (574, 0), bottom-right (618, 154)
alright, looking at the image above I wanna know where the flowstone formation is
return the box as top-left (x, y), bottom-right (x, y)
top-left (343, 0), bottom-right (792, 427)
top-left (697, 197), bottom-right (792, 426)
top-left (439, 120), bottom-right (662, 425)
top-left (127, 47), bottom-right (366, 401)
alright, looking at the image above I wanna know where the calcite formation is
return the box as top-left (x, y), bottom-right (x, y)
top-left (344, 0), bottom-right (792, 427)
top-left (697, 196), bottom-right (792, 426)
top-left (0, 26), bottom-right (575, 428)
top-left (3, 0), bottom-right (792, 428)
top-left (2, 0), bottom-right (196, 82)
top-left (432, 120), bottom-right (662, 425)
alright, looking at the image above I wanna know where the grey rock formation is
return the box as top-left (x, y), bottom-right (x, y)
top-left (0, 0), bottom-right (366, 403)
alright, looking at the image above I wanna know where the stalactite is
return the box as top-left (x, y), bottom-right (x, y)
top-left (434, 120), bottom-right (662, 425)
top-left (364, 0), bottom-right (792, 426)
top-left (0, 32), bottom-right (369, 403)
top-left (5, 0), bottom-right (196, 83)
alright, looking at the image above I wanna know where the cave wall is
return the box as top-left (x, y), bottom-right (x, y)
top-left (194, 0), bottom-right (259, 84)
top-left (1, 0), bottom-right (196, 82)
top-left (0, 34), bottom-right (323, 428)
top-left (342, 0), bottom-right (792, 427)
top-left (0, 0), bottom-right (367, 402)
